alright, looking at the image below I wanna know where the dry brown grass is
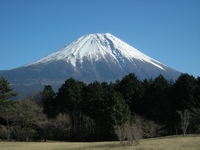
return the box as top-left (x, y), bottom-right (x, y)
top-left (0, 135), bottom-right (200, 150)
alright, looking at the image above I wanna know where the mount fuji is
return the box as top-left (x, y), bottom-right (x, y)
top-left (0, 33), bottom-right (181, 95)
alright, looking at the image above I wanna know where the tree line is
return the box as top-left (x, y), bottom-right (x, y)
top-left (0, 73), bottom-right (200, 142)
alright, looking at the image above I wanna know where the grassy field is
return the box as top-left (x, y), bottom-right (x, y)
top-left (0, 135), bottom-right (200, 150)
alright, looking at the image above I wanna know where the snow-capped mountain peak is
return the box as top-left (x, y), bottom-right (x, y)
top-left (25, 33), bottom-right (164, 70)
top-left (1, 33), bottom-right (181, 96)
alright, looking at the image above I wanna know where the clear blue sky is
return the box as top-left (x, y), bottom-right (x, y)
top-left (0, 0), bottom-right (199, 77)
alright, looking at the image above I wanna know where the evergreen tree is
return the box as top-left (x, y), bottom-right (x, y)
top-left (194, 76), bottom-right (200, 108)
top-left (117, 73), bottom-right (144, 114)
top-left (148, 75), bottom-right (172, 122)
top-left (82, 81), bottom-right (131, 140)
top-left (101, 82), bottom-right (131, 127)
top-left (173, 73), bottom-right (197, 110)
top-left (82, 81), bottom-right (104, 120)
top-left (141, 75), bottom-right (177, 134)
top-left (0, 77), bottom-right (17, 128)
top-left (56, 78), bottom-right (85, 114)
top-left (56, 78), bottom-right (86, 141)
top-left (41, 85), bottom-right (56, 118)
top-left (140, 78), bottom-right (154, 115)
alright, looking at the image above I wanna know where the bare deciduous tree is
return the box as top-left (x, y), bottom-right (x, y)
top-left (114, 124), bottom-right (126, 147)
top-left (11, 100), bottom-right (46, 141)
top-left (52, 113), bottom-right (71, 142)
top-left (35, 117), bottom-right (53, 142)
top-left (132, 116), bottom-right (143, 145)
top-left (134, 114), bottom-right (163, 138)
top-left (177, 109), bottom-right (191, 135)
top-left (191, 108), bottom-right (200, 133)
top-left (142, 120), bottom-right (163, 138)
top-left (124, 122), bottom-right (142, 146)
top-left (0, 125), bottom-right (11, 140)
top-left (114, 114), bottom-right (164, 147)
top-left (21, 91), bottom-right (43, 105)
top-left (114, 119), bottom-right (143, 147)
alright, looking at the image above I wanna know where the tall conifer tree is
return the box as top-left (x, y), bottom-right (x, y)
top-left (0, 77), bottom-right (17, 140)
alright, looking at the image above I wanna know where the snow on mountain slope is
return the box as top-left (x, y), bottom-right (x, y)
top-left (25, 33), bottom-right (165, 70)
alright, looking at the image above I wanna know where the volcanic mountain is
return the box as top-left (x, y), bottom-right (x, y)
top-left (0, 33), bottom-right (181, 95)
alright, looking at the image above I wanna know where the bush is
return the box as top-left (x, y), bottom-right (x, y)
top-left (134, 114), bottom-right (164, 138)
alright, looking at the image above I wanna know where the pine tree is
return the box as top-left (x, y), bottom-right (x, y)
top-left (56, 78), bottom-right (85, 113)
top-left (0, 77), bottom-right (17, 140)
top-left (117, 73), bottom-right (144, 114)
top-left (174, 73), bottom-right (197, 110)
top-left (195, 76), bottom-right (200, 108)
top-left (56, 78), bottom-right (86, 141)
top-left (41, 85), bottom-right (56, 118)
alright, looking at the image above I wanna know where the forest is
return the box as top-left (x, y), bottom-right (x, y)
top-left (0, 73), bottom-right (200, 142)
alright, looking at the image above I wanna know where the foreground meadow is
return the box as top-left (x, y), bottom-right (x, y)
top-left (0, 135), bottom-right (200, 150)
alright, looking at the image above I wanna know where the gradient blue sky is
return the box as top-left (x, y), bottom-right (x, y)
top-left (0, 0), bottom-right (199, 77)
